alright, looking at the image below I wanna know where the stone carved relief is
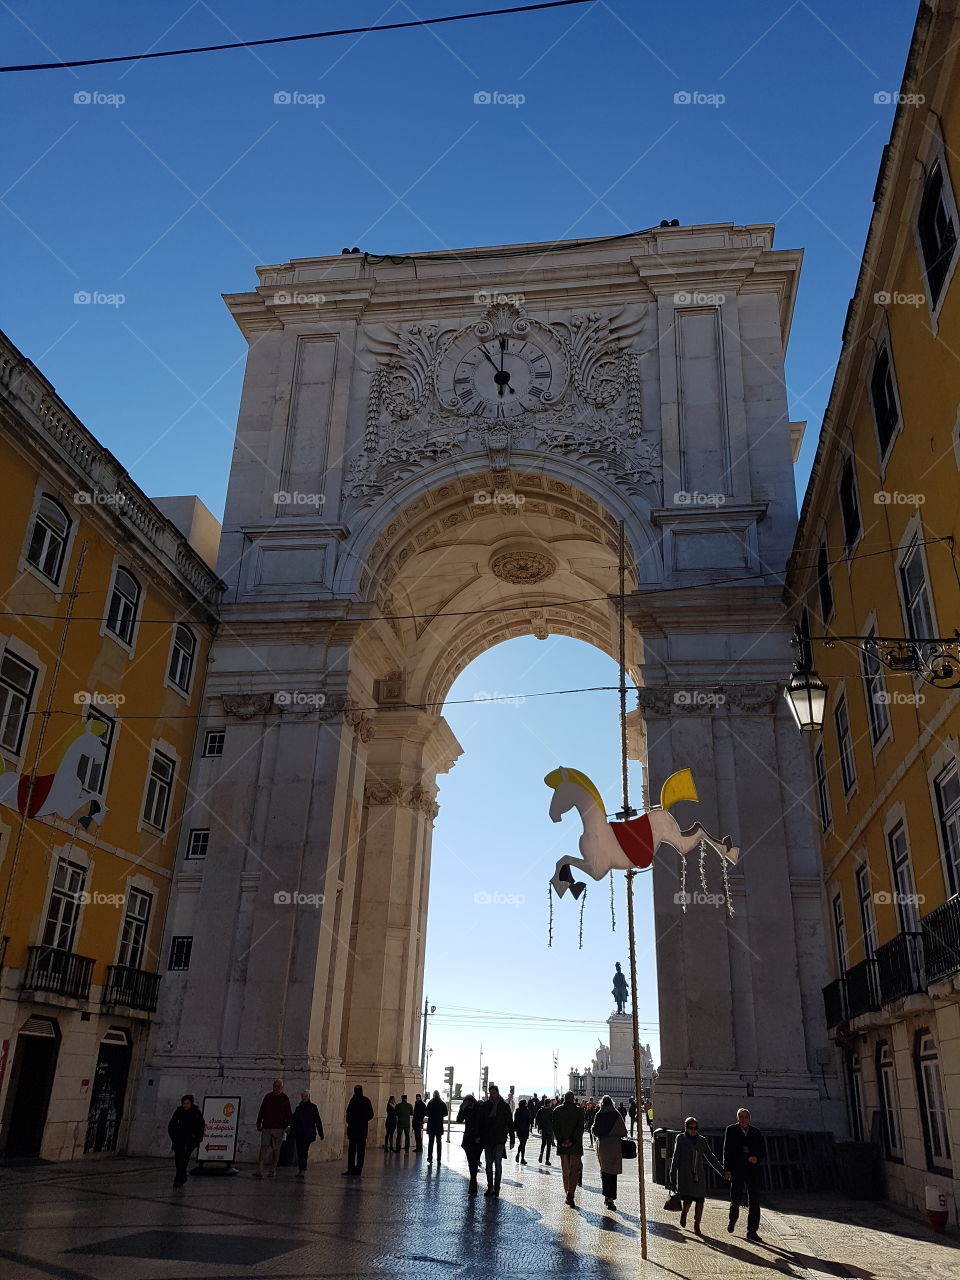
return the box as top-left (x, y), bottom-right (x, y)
top-left (490, 548), bottom-right (558, 585)
top-left (221, 693), bottom-right (274, 720)
top-left (344, 708), bottom-right (376, 742)
top-left (636, 683), bottom-right (782, 716)
top-left (345, 302), bottom-right (661, 508)
top-left (363, 778), bottom-right (440, 821)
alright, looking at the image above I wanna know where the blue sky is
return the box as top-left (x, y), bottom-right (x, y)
top-left (1, 1), bottom-right (918, 1090)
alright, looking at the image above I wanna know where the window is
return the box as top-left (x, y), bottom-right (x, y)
top-left (143, 750), bottom-right (175, 830)
top-left (888, 821), bottom-right (920, 933)
top-left (169, 936), bottom-right (193, 971)
top-left (835, 694), bottom-right (857, 794)
top-left (832, 893), bottom-right (848, 970)
top-left (816, 542), bottom-right (834, 622)
top-left (116, 887), bottom-right (152, 970)
top-left (185, 828), bottom-right (209, 860)
top-left (203, 729), bottom-right (225, 758)
top-left (0, 651), bottom-right (37, 754)
top-left (839, 456), bottom-right (862, 552)
top-left (934, 761), bottom-right (960, 897)
top-left (76, 708), bottom-right (114, 795)
top-left (41, 857), bottom-right (87, 952)
top-left (899, 538), bottom-right (934, 641)
top-left (105, 567), bottom-right (141, 646)
top-left (26, 496), bottom-right (71, 583)
top-left (915, 1031), bottom-right (952, 1170)
top-left (168, 625), bottom-right (196, 693)
top-left (815, 743), bottom-right (831, 830)
top-left (918, 162), bottom-right (957, 306)
top-left (861, 634), bottom-right (890, 744)
top-left (847, 1052), bottom-right (865, 1142)
top-left (856, 863), bottom-right (878, 960)
top-left (870, 346), bottom-right (901, 458)
top-left (877, 1042), bottom-right (903, 1158)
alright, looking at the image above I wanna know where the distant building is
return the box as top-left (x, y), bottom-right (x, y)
top-left (0, 327), bottom-right (222, 1159)
top-left (786, 0), bottom-right (960, 1218)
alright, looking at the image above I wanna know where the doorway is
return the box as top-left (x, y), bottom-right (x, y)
top-left (3, 1017), bottom-right (61, 1157)
top-left (84, 1028), bottom-right (132, 1153)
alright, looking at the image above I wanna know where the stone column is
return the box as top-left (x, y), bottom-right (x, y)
top-left (340, 712), bottom-right (461, 1110)
top-left (638, 681), bottom-right (838, 1131)
top-left (133, 688), bottom-right (373, 1161)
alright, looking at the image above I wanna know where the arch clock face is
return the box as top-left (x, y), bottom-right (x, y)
top-left (439, 328), bottom-right (566, 420)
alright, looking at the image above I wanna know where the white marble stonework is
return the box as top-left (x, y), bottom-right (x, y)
top-left (131, 224), bottom-right (843, 1160)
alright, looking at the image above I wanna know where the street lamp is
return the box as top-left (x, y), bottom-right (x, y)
top-left (783, 624), bottom-right (960, 733)
top-left (784, 626), bottom-right (828, 732)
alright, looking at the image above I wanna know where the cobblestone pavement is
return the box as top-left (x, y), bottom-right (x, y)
top-left (1, 1134), bottom-right (957, 1280)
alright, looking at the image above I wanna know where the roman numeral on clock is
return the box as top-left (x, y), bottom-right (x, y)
top-left (528, 385), bottom-right (545, 400)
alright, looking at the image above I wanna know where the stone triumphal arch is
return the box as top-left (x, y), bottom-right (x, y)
top-left (135, 225), bottom-right (843, 1158)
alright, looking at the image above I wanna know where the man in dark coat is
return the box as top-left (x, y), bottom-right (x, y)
top-left (167, 1094), bottom-right (205, 1189)
top-left (395, 1094), bottom-right (413, 1152)
top-left (477, 1083), bottom-right (515, 1196)
top-left (425, 1090), bottom-right (447, 1164)
top-left (254, 1079), bottom-right (292, 1178)
top-left (536, 1098), bottom-right (555, 1164)
top-left (343, 1085), bottom-right (374, 1176)
top-left (723, 1107), bottom-right (765, 1241)
top-left (412, 1093), bottom-right (427, 1151)
top-left (291, 1090), bottom-right (324, 1177)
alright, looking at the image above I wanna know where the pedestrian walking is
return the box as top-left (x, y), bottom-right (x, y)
top-left (413, 1092), bottom-right (427, 1151)
top-left (384, 1095), bottom-right (397, 1150)
top-left (669, 1116), bottom-right (726, 1236)
top-left (723, 1107), bottom-right (765, 1241)
top-left (591, 1095), bottom-right (627, 1210)
top-left (291, 1091), bottom-right (324, 1177)
top-left (425, 1090), bottom-right (447, 1164)
top-left (585, 1099), bottom-right (597, 1148)
top-left (536, 1098), bottom-right (555, 1164)
top-left (552, 1091), bottom-right (585, 1207)
top-left (253, 1079), bottom-right (292, 1178)
top-left (395, 1094), bottom-right (413, 1152)
top-left (456, 1093), bottom-right (483, 1192)
top-left (167, 1094), bottom-right (205, 1189)
top-left (477, 1084), bottom-right (515, 1197)
top-left (513, 1099), bottom-right (531, 1165)
top-left (628, 1097), bottom-right (637, 1137)
top-left (343, 1084), bottom-right (374, 1176)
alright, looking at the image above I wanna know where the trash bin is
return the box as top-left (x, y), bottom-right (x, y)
top-left (653, 1127), bottom-right (677, 1185)
top-left (832, 1141), bottom-right (884, 1199)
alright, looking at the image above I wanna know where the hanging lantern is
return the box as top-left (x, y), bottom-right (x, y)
top-left (783, 665), bottom-right (827, 733)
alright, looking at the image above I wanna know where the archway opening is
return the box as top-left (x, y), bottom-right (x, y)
top-left (419, 635), bottom-right (659, 1105)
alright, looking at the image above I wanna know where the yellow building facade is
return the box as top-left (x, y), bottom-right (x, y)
top-left (788, 0), bottom-right (960, 1218)
top-left (0, 327), bottom-right (222, 1159)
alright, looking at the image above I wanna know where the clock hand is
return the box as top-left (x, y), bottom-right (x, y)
top-left (478, 345), bottom-right (499, 371)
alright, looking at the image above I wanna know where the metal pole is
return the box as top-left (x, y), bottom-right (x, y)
top-left (419, 996), bottom-right (429, 1074)
top-left (615, 519), bottom-right (648, 1262)
top-left (626, 870), bottom-right (649, 1261)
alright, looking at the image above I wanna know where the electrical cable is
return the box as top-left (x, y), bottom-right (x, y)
top-left (0, 2), bottom-right (594, 74)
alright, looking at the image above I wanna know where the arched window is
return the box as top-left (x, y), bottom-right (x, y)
top-left (915, 1030), bottom-right (952, 1172)
top-left (876, 1042), bottom-right (902, 1159)
top-left (26, 496), bottom-right (71, 583)
top-left (106, 567), bottom-right (141, 646)
top-left (168, 625), bottom-right (196, 692)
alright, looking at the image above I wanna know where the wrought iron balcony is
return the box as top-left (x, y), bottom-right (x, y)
top-left (23, 945), bottom-right (94, 1001)
top-left (921, 895), bottom-right (960, 985)
top-left (102, 964), bottom-right (162, 1013)
top-left (844, 957), bottom-right (880, 1018)
top-left (874, 931), bottom-right (925, 1004)
top-left (822, 978), bottom-right (847, 1029)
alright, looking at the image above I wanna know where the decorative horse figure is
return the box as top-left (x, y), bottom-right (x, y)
top-left (545, 765), bottom-right (738, 899)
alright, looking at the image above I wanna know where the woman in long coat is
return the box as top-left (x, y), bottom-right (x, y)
top-left (456, 1094), bottom-right (482, 1191)
top-left (591, 1095), bottom-right (627, 1209)
top-left (668, 1116), bottom-right (726, 1234)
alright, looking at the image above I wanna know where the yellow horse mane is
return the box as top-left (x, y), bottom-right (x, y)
top-left (543, 767), bottom-right (606, 812)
